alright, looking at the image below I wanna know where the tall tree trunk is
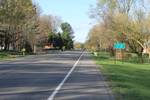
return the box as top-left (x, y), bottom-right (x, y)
top-left (4, 37), bottom-right (8, 51)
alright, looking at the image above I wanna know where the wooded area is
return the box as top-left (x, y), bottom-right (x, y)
top-left (0, 0), bottom-right (74, 53)
top-left (86, 0), bottom-right (150, 62)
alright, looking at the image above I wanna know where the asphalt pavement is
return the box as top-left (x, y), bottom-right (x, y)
top-left (0, 51), bottom-right (115, 100)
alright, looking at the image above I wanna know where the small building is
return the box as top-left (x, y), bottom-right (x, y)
top-left (44, 43), bottom-right (54, 49)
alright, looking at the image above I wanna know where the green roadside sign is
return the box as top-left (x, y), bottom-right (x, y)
top-left (114, 42), bottom-right (126, 49)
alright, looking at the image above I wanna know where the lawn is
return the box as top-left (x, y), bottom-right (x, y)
top-left (0, 52), bottom-right (11, 60)
top-left (0, 51), bottom-right (18, 60)
top-left (94, 52), bottom-right (150, 100)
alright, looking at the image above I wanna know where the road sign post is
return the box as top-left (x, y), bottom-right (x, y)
top-left (114, 42), bottom-right (126, 64)
top-left (114, 42), bottom-right (126, 49)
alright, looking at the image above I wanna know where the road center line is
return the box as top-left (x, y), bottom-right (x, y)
top-left (47, 52), bottom-right (84, 100)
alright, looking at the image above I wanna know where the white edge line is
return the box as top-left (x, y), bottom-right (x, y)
top-left (47, 52), bottom-right (84, 100)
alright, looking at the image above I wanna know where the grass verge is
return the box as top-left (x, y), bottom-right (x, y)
top-left (94, 52), bottom-right (150, 100)
top-left (0, 51), bottom-right (18, 60)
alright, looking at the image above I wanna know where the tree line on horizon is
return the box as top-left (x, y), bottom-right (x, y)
top-left (0, 0), bottom-right (74, 53)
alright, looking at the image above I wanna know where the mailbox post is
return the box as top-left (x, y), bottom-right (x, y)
top-left (21, 48), bottom-right (26, 56)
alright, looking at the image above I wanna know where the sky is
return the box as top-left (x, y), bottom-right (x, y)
top-left (33, 0), bottom-right (97, 43)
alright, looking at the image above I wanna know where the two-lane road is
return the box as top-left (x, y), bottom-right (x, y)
top-left (0, 51), bottom-right (114, 100)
